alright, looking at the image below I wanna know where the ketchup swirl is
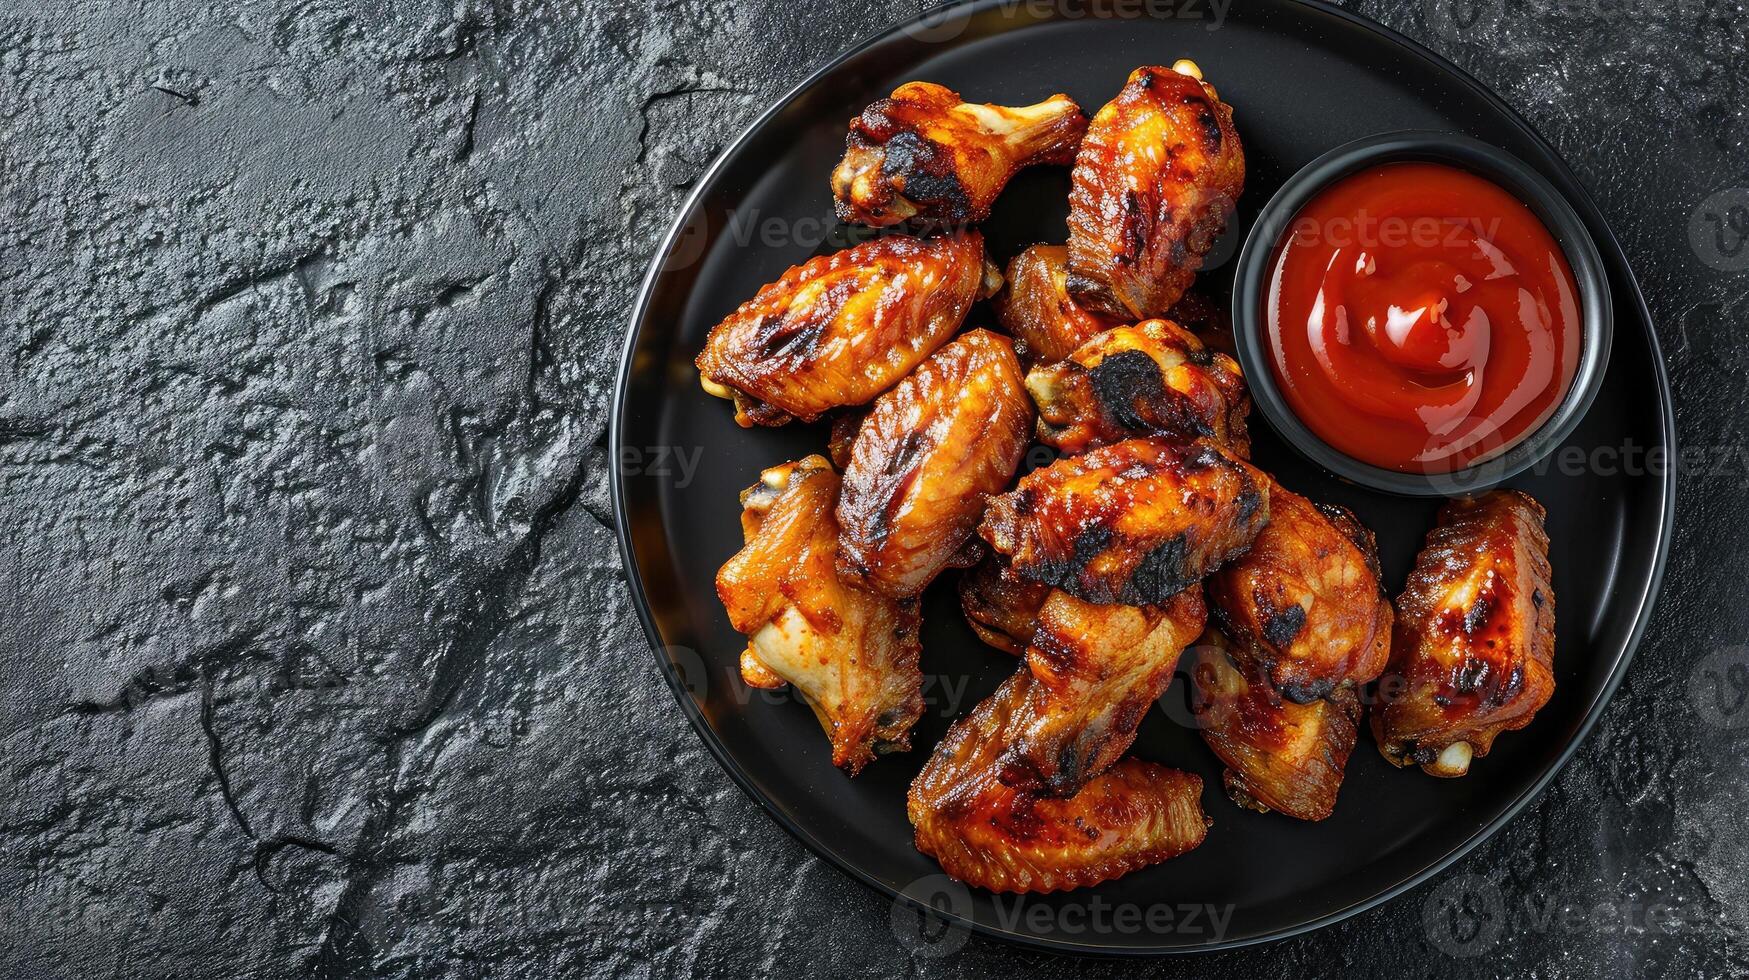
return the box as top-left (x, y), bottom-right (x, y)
top-left (1265, 162), bottom-right (1581, 473)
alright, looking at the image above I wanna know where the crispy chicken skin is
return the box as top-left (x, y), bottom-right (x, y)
top-left (836, 330), bottom-right (1033, 598)
top-left (1026, 318), bottom-right (1251, 457)
top-left (1373, 491), bottom-right (1555, 778)
top-left (993, 244), bottom-right (1120, 367)
top-left (1007, 588), bottom-right (1207, 796)
top-left (913, 576), bottom-right (1209, 890)
top-left (832, 83), bottom-right (1089, 228)
top-left (980, 437), bottom-right (1269, 606)
top-left (908, 671), bottom-right (1210, 894)
top-left (716, 456), bottom-right (923, 774)
top-left (1189, 629), bottom-right (1361, 821)
top-left (1066, 63), bottom-right (1245, 321)
top-left (958, 554), bottom-right (1051, 655)
top-left (696, 230), bottom-right (996, 426)
top-left (1207, 479), bottom-right (1393, 703)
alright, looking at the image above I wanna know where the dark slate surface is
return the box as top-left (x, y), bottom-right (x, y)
top-left (2, 1), bottom-right (1746, 977)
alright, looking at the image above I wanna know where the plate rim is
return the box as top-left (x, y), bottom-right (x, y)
top-left (608, 0), bottom-right (1677, 956)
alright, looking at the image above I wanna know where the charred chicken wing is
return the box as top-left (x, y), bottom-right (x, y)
top-left (1005, 588), bottom-right (1207, 796)
top-left (715, 456), bottom-right (923, 774)
top-left (958, 554), bottom-right (1051, 656)
top-left (1207, 479), bottom-right (1393, 703)
top-left (1066, 62), bottom-right (1245, 320)
top-left (993, 244), bottom-right (1120, 367)
top-left (1373, 491), bottom-right (1555, 778)
top-left (980, 437), bottom-right (1269, 605)
top-left (696, 230), bottom-right (997, 426)
top-left (913, 567), bottom-right (1209, 890)
top-left (832, 83), bottom-right (1088, 227)
top-left (1189, 629), bottom-right (1362, 821)
top-left (836, 329), bottom-right (1033, 598)
top-left (908, 671), bottom-right (1210, 893)
top-left (1026, 318), bottom-right (1251, 457)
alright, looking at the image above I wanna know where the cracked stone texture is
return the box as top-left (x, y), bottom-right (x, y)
top-left (1, 0), bottom-right (1745, 977)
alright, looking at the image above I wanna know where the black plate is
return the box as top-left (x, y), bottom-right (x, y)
top-left (610, 0), bottom-right (1674, 955)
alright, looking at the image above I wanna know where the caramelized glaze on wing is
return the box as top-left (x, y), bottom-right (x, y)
top-left (980, 437), bottom-right (1269, 605)
top-left (908, 671), bottom-right (1209, 893)
top-left (914, 572), bottom-right (1209, 891)
top-left (1066, 64), bottom-right (1245, 320)
top-left (958, 553), bottom-right (1051, 655)
top-left (1189, 629), bottom-right (1361, 821)
top-left (715, 456), bottom-right (923, 774)
top-left (836, 329), bottom-right (1032, 598)
top-left (993, 244), bottom-right (1120, 366)
top-left (1006, 588), bottom-right (1206, 796)
top-left (1373, 490), bottom-right (1555, 777)
top-left (1026, 318), bottom-right (1251, 457)
top-left (1207, 479), bottom-right (1393, 702)
top-left (832, 83), bottom-right (1088, 227)
top-left (696, 231), bottom-right (996, 426)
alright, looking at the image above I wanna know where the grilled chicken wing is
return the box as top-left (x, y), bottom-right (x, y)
top-left (696, 231), bottom-right (997, 426)
top-left (993, 244), bottom-right (1121, 367)
top-left (958, 554), bottom-right (1050, 655)
top-left (836, 329), bottom-right (1032, 598)
top-left (1373, 491), bottom-right (1554, 777)
top-left (832, 83), bottom-right (1088, 228)
top-left (1026, 318), bottom-right (1250, 457)
top-left (913, 573), bottom-right (1208, 891)
top-left (909, 671), bottom-right (1209, 893)
top-left (715, 456), bottom-right (923, 774)
top-left (988, 245), bottom-right (1233, 370)
top-left (980, 437), bottom-right (1269, 605)
top-left (1188, 629), bottom-right (1362, 821)
top-left (1006, 588), bottom-right (1207, 796)
top-left (1207, 480), bottom-right (1393, 703)
top-left (1066, 62), bottom-right (1245, 320)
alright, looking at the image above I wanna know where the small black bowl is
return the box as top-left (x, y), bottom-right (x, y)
top-left (1230, 131), bottom-right (1613, 496)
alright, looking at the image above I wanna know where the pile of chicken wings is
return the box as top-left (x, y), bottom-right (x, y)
top-left (699, 63), bottom-right (1557, 894)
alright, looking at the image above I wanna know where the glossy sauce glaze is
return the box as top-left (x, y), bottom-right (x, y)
top-left (1265, 162), bottom-right (1581, 473)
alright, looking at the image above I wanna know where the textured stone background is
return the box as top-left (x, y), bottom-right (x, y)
top-left (2, 0), bottom-right (1747, 977)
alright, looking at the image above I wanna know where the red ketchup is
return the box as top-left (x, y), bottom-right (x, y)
top-left (1264, 162), bottom-right (1581, 473)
